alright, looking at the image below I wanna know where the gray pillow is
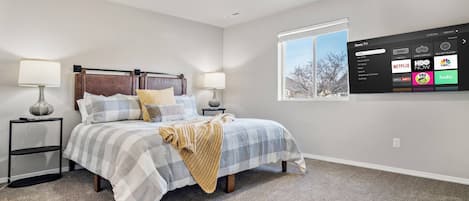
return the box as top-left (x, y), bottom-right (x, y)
top-left (145, 104), bottom-right (185, 122)
top-left (88, 94), bottom-right (142, 123)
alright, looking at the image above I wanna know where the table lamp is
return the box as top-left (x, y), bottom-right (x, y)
top-left (18, 60), bottom-right (61, 116)
top-left (203, 72), bottom-right (225, 108)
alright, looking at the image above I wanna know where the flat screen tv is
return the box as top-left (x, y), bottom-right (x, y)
top-left (347, 23), bottom-right (469, 93)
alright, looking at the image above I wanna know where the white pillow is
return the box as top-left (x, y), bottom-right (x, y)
top-left (76, 99), bottom-right (88, 123)
top-left (175, 95), bottom-right (199, 119)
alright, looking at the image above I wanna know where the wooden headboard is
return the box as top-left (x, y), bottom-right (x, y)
top-left (74, 65), bottom-right (187, 110)
top-left (140, 72), bottom-right (187, 95)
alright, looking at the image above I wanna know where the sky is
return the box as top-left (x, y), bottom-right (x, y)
top-left (284, 30), bottom-right (348, 75)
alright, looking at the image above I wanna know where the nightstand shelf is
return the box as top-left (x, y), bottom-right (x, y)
top-left (11, 117), bottom-right (63, 123)
top-left (11, 146), bottom-right (61, 156)
top-left (202, 108), bottom-right (226, 116)
top-left (8, 174), bottom-right (62, 188)
top-left (8, 117), bottom-right (63, 188)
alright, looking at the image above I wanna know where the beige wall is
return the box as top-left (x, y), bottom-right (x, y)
top-left (0, 0), bottom-right (223, 179)
top-left (223, 0), bottom-right (469, 179)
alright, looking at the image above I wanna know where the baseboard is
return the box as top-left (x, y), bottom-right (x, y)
top-left (303, 153), bottom-right (469, 186)
top-left (0, 166), bottom-right (69, 184)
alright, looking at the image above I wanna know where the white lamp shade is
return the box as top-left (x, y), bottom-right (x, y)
top-left (203, 72), bottom-right (225, 89)
top-left (18, 60), bottom-right (61, 87)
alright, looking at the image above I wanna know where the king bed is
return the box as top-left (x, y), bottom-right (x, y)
top-left (64, 66), bottom-right (305, 201)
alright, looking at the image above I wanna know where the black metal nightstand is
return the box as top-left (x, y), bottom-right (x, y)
top-left (202, 108), bottom-right (226, 116)
top-left (8, 117), bottom-right (63, 188)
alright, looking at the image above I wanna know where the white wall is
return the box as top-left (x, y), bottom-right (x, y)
top-left (0, 0), bottom-right (223, 179)
top-left (223, 0), bottom-right (469, 179)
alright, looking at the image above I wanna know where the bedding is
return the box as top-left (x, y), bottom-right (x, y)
top-left (79, 93), bottom-right (141, 124)
top-left (145, 104), bottom-right (185, 122)
top-left (87, 94), bottom-right (142, 123)
top-left (137, 88), bottom-right (176, 121)
top-left (76, 99), bottom-right (88, 123)
top-left (77, 94), bottom-right (198, 124)
top-left (63, 117), bottom-right (305, 201)
top-left (175, 95), bottom-right (198, 119)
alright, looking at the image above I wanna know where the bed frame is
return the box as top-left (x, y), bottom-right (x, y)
top-left (70, 65), bottom-right (287, 194)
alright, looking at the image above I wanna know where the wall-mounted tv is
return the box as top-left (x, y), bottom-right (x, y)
top-left (347, 23), bottom-right (469, 93)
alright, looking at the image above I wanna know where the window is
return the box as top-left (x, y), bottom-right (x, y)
top-left (278, 19), bottom-right (349, 100)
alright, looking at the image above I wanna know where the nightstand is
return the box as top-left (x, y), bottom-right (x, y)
top-left (8, 117), bottom-right (63, 188)
top-left (202, 108), bottom-right (226, 116)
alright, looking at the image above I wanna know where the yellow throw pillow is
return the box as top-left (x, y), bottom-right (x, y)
top-left (137, 87), bottom-right (176, 121)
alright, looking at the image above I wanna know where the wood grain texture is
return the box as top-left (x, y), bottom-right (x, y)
top-left (94, 174), bottom-right (102, 192)
top-left (139, 73), bottom-right (187, 95)
top-left (226, 174), bottom-right (235, 193)
top-left (74, 69), bottom-right (187, 110)
top-left (74, 70), bottom-right (137, 110)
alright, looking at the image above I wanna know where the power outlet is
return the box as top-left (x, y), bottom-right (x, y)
top-left (392, 138), bottom-right (401, 148)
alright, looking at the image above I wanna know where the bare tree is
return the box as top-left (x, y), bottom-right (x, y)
top-left (316, 52), bottom-right (348, 96)
top-left (286, 52), bottom-right (348, 98)
top-left (287, 61), bottom-right (314, 97)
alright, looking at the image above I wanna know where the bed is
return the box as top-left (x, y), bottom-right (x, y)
top-left (64, 66), bottom-right (305, 201)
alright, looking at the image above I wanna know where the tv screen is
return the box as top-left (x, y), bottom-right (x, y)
top-left (347, 23), bottom-right (469, 93)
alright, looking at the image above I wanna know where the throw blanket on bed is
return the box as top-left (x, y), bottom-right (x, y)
top-left (159, 113), bottom-right (235, 193)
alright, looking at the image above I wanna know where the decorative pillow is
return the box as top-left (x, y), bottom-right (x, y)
top-left (175, 95), bottom-right (199, 119)
top-left (76, 99), bottom-right (88, 123)
top-left (83, 92), bottom-right (100, 115)
top-left (137, 88), bottom-right (176, 122)
top-left (82, 92), bottom-right (106, 124)
top-left (87, 93), bottom-right (142, 123)
top-left (145, 104), bottom-right (185, 122)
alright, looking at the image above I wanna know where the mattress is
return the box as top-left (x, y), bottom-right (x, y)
top-left (64, 117), bottom-right (305, 201)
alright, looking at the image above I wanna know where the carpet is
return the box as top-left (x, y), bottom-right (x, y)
top-left (1, 159), bottom-right (468, 201)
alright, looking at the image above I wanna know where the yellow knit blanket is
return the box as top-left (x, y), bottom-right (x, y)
top-left (159, 113), bottom-right (235, 193)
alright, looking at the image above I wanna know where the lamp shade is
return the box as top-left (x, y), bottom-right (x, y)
top-left (18, 60), bottom-right (61, 87)
top-left (203, 72), bottom-right (225, 89)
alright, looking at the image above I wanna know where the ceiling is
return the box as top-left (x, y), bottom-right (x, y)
top-left (106, 0), bottom-right (319, 28)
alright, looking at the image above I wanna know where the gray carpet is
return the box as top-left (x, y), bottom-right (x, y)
top-left (1, 159), bottom-right (468, 201)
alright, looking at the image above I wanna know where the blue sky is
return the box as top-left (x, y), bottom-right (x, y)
top-left (284, 30), bottom-right (348, 75)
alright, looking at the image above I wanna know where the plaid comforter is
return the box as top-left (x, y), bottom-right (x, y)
top-left (63, 117), bottom-right (305, 201)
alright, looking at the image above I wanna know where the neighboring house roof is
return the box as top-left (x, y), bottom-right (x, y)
top-left (285, 77), bottom-right (304, 93)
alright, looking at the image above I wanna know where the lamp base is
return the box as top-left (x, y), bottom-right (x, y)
top-left (30, 101), bottom-right (54, 116)
top-left (29, 85), bottom-right (54, 116)
top-left (208, 99), bottom-right (221, 108)
top-left (208, 88), bottom-right (221, 108)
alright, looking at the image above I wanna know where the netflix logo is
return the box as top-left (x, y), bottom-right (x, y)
top-left (391, 59), bottom-right (412, 73)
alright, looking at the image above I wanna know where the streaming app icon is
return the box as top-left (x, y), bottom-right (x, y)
top-left (434, 55), bottom-right (458, 70)
top-left (434, 40), bottom-right (457, 55)
top-left (391, 59), bottom-right (412, 73)
top-left (413, 86), bottom-right (434, 92)
top-left (392, 73), bottom-right (412, 87)
top-left (440, 42), bottom-right (452, 51)
top-left (393, 48), bottom-right (410, 55)
top-left (412, 71), bottom-right (434, 86)
top-left (435, 86), bottom-right (458, 91)
top-left (415, 45), bottom-right (430, 54)
top-left (412, 58), bottom-right (433, 72)
top-left (435, 70), bottom-right (458, 85)
top-left (412, 43), bottom-right (433, 58)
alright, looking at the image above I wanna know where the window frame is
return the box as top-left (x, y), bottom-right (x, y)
top-left (277, 19), bottom-right (350, 102)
